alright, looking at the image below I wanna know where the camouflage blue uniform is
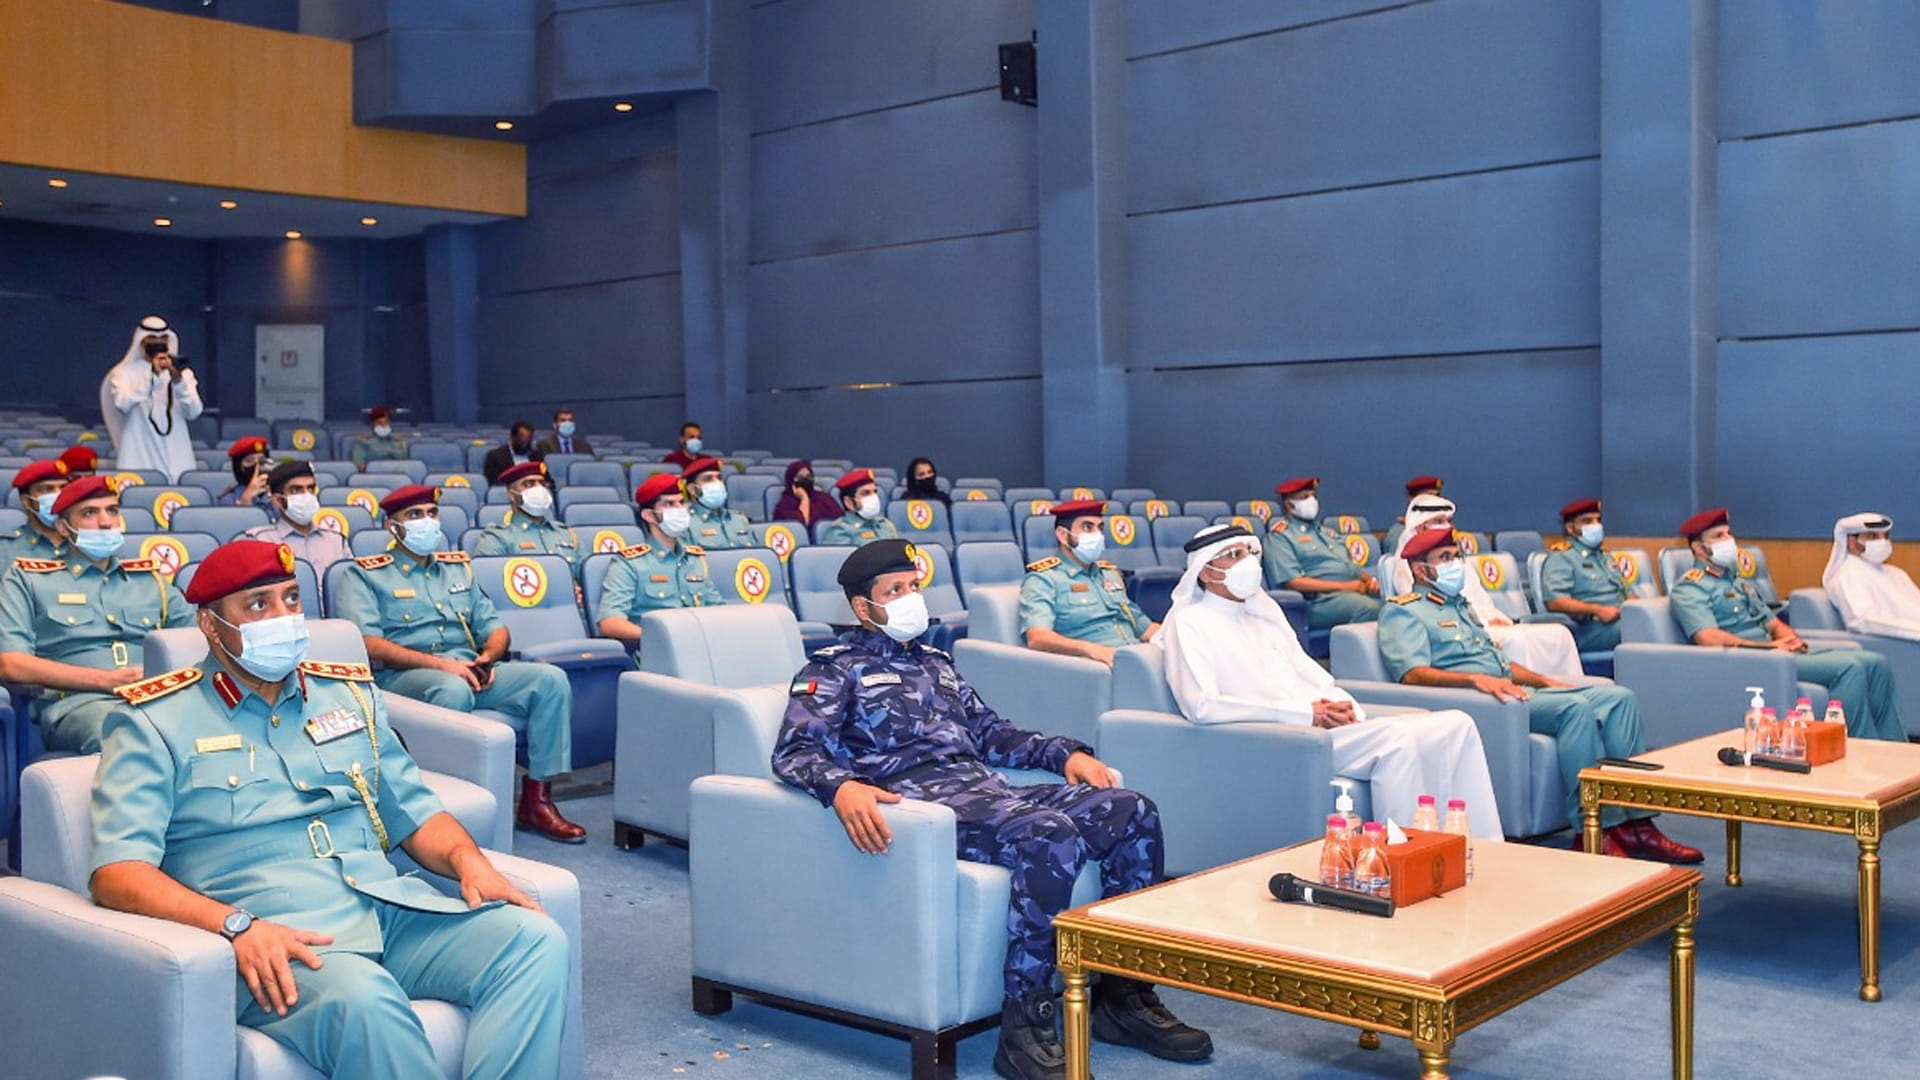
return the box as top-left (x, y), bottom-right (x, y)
top-left (772, 629), bottom-right (1163, 999)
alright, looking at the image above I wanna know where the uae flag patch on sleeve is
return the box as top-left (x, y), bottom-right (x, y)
top-left (790, 678), bottom-right (819, 697)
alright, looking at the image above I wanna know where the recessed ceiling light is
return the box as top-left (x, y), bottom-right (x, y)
top-left (284, 230), bottom-right (303, 240)
top-left (47, 178), bottom-right (68, 189)
top-left (494, 120), bottom-right (514, 131)
top-left (219, 200), bottom-right (238, 209)
top-left (153, 217), bottom-right (172, 228)
top-left (360, 217), bottom-right (378, 226)
top-left (613, 102), bottom-right (633, 112)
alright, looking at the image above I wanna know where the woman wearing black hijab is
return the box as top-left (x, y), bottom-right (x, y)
top-left (772, 458), bottom-right (842, 538)
top-left (903, 457), bottom-right (950, 506)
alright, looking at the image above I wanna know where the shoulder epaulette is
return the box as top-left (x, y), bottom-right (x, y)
top-left (355, 554), bottom-right (393, 570)
top-left (921, 644), bottom-right (953, 660)
top-left (13, 558), bottom-right (64, 573)
top-left (619, 544), bottom-right (652, 559)
top-left (119, 558), bottom-right (159, 573)
top-left (434, 551), bottom-right (470, 564)
top-left (1681, 568), bottom-right (1705, 583)
top-left (298, 660), bottom-right (374, 682)
top-left (1388, 593), bottom-right (1420, 605)
top-left (114, 667), bottom-right (203, 705)
top-left (810, 643), bottom-right (853, 660)
top-left (1096, 560), bottom-right (1118, 570)
top-left (685, 545), bottom-right (707, 556)
top-left (1268, 518), bottom-right (1288, 534)
top-left (1547, 540), bottom-right (1571, 552)
top-left (1026, 556), bottom-right (1061, 573)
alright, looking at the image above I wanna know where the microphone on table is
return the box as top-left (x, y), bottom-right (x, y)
top-left (1268, 872), bottom-right (1395, 918)
top-left (1716, 747), bottom-right (1812, 774)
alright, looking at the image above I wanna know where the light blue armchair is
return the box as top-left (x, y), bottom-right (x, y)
top-left (612, 604), bottom-right (808, 847)
top-left (1786, 588), bottom-right (1920, 736)
top-left (0, 753), bottom-right (584, 1080)
top-left (950, 638), bottom-right (1111, 750)
top-left (1612, 597), bottom-right (1825, 748)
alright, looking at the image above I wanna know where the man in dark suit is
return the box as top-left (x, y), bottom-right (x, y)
top-left (533, 407), bottom-right (594, 458)
top-left (482, 421), bottom-right (543, 486)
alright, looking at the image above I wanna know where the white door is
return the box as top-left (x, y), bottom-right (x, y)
top-left (255, 324), bottom-right (325, 421)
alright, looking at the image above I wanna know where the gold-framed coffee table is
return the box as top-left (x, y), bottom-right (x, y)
top-left (1055, 840), bottom-right (1700, 1079)
top-left (1581, 729), bottom-right (1920, 1002)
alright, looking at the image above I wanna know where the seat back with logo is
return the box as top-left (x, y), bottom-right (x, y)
top-left (1331, 530), bottom-right (1380, 572)
top-left (471, 555), bottom-right (590, 643)
top-left (789, 546), bottom-right (858, 627)
top-left (320, 485), bottom-right (392, 521)
top-left (885, 498), bottom-right (954, 548)
top-left (1129, 498), bottom-right (1177, 523)
top-left (1467, 552), bottom-right (1532, 619)
top-left (704, 547), bottom-right (793, 611)
top-left (307, 504), bottom-right (374, 539)
top-left (1099, 514), bottom-right (1155, 573)
top-left (905, 541), bottom-right (965, 627)
top-left (749, 520), bottom-right (811, 568)
top-left (573, 524), bottom-right (647, 565)
top-left (950, 500), bottom-right (1014, 545)
top-left (1451, 530), bottom-right (1490, 557)
top-left (1235, 500), bottom-right (1279, 528)
top-left (270, 418), bottom-right (325, 452)
top-left (1054, 486), bottom-right (1104, 502)
top-left (117, 485), bottom-right (210, 530)
top-left (1004, 487), bottom-right (1052, 510)
top-left (167, 505), bottom-right (269, 544)
top-left (117, 531), bottom-right (219, 582)
top-left (1326, 513), bottom-right (1370, 536)
top-left (1529, 547), bottom-right (1660, 612)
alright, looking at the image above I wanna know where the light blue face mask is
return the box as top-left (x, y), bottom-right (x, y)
top-left (1431, 560), bottom-right (1468, 597)
top-left (698, 481), bottom-right (727, 510)
top-left (684, 436), bottom-right (703, 454)
top-left (557, 420), bottom-right (576, 437)
top-left (1578, 522), bottom-right (1605, 548)
top-left (212, 611), bottom-right (310, 682)
top-left (32, 492), bottom-right (57, 528)
top-left (72, 527), bottom-right (124, 562)
top-left (1072, 531), bottom-right (1106, 563)
top-left (397, 518), bottom-right (443, 556)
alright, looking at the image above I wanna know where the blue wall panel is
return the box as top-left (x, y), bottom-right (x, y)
top-left (1715, 334), bottom-right (1920, 536)
top-left (1126, 349), bottom-right (1601, 526)
top-left (539, 0), bottom-right (709, 100)
top-left (1125, 0), bottom-right (1400, 58)
top-left (1130, 160), bottom-right (1599, 369)
top-left (1719, 0), bottom-right (1920, 139)
top-left (747, 230), bottom-right (1038, 390)
top-left (749, 0), bottom-right (1034, 132)
top-left (477, 276), bottom-right (684, 400)
top-left (479, 135), bottom-right (680, 296)
top-left (1127, 0), bottom-right (1598, 213)
top-left (747, 379), bottom-right (1043, 486)
top-left (1718, 118), bottom-right (1920, 339)
top-left (750, 90), bottom-right (1037, 262)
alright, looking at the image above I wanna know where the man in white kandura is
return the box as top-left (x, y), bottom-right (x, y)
top-left (1824, 512), bottom-right (1920, 638)
top-left (1157, 522), bottom-right (1503, 838)
top-left (101, 314), bottom-right (203, 481)
top-left (1380, 496), bottom-right (1584, 680)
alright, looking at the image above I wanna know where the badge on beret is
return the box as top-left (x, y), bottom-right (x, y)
top-left (278, 544), bottom-right (296, 574)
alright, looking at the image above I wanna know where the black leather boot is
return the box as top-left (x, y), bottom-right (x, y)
top-left (993, 989), bottom-right (1070, 1080)
top-left (1090, 977), bottom-right (1213, 1062)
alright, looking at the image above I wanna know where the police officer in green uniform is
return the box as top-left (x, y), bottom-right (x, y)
top-left (0, 475), bottom-right (190, 752)
top-left (89, 538), bottom-right (569, 1080)
top-left (1540, 498), bottom-right (1628, 653)
top-left (1262, 476), bottom-right (1381, 628)
top-left (681, 455), bottom-right (754, 549)
top-left (1019, 500), bottom-right (1157, 667)
top-left (473, 461), bottom-right (581, 568)
top-left (329, 484), bottom-right (586, 843)
top-left (1379, 526), bottom-right (1703, 862)
top-left (595, 473), bottom-right (722, 651)
top-left (816, 468), bottom-right (899, 546)
top-left (0, 458), bottom-right (74, 567)
top-left (1381, 475), bottom-right (1443, 555)
top-left (1670, 507), bottom-right (1905, 741)
top-left (349, 406), bottom-right (409, 472)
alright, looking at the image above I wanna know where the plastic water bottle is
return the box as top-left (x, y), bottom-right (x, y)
top-left (1761, 707), bottom-right (1780, 756)
top-left (1825, 698), bottom-right (1847, 732)
top-left (1319, 814), bottom-right (1354, 889)
top-left (1411, 794), bottom-right (1440, 832)
top-left (1743, 686), bottom-right (1766, 758)
top-left (1444, 799), bottom-right (1474, 883)
top-left (1353, 822), bottom-right (1392, 899)
top-left (1782, 703), bottom-right (1809, 762)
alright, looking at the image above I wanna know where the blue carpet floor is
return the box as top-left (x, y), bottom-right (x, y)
top-left (520, 787), bottom-right (1920, 1080)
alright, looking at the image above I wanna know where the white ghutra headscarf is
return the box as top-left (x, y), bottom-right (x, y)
top-left (1824, 512), bottom-right (1892, 594)
top-left (100, 315), bottom-right (179, 451)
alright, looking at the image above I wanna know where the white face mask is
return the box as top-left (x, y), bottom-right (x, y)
top-left (857, 493), bottom-right (883, 521)
top-left (373, 424), bottom-right (392, 438)
top-left (518, 485), bottom-right (554, 518)
top-left (657, 506), bottom-right (692, 537)
top-left (1220, 556), bottom-right (1264, 600)
top-left (281, 492), bottom-right (319, 526)
top-left (870, 591), bottom-right (930, 642)
top-left (1863, 538), bottom-right (1894, 564)
top-left (1291, 496), bottom-right (1320, 521)
top-left (1707, 538), bottom-right (1739, 568)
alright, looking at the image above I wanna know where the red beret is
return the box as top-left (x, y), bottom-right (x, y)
top-left (1405, 475), bottom-right (1443, 495)
top-left (51, 475), bottom-right (119, 516)
top-left (497, 460), bottom-right (550, 487)
top-left (1401, 527), bottom-right (1458, 562)
top-left (1679, 507), bottom-right (1729, 540)
top-left (13, 459), bottom-right (70, 491)
top-left (56, 446), bottom-right (97, 472)
top-left (227, 436), bottom-right (268, 461)
top-left (366, 406), bottom-right (392, 422)
top-left (681, 456), bottom-right (724, 480)
top-left (835, 468), bottom-right (876, 494)
top-left (1560, 498), bottom-right (1601, 521)
top-left (634, 472), bottom-right (681, 507)
top-left (1275, 477), bottom-right (1318, 497)
top-left (184, 540), bottom-right (297, 605)
top-left (1049, 499), bottom-right (1106, 521)
top-left (379, 484), bottom-right (440, 517)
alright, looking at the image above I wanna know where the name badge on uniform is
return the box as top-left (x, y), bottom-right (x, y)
top-left (1103, 579), bottom-right (1124, 592)
top-left (518, 541), bottom-right (537, 550)
top-left (1439, 619), bottom-right (1459, 627)
top-left (305, 708), bottom-right (367, 744)
top-left (57, 592), bottom-right (88, 605)
top-left (1071, 584), bottom-right (1090, 593)
top-left (937, 671), bottom-right (960, 692)
top-left (700, 528), bottom-right (718, 536)
top-left (393, 588), bottom-right (417, 599)
top-left (195, 733), bottom-right (244, 754)
top-left (861, 672), bottom-right (902, 688)
top-left (449, 582), bottom-right (470, 593)
top-left (650, 574), bottom-right (671, 582)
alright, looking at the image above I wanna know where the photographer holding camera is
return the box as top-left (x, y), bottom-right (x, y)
top-left (100, 314), bottom-right (204, 481)
top-left (218, 436), bottom-right (276, 512)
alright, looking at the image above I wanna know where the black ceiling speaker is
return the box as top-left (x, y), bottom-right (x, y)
top-left (999, 38), bottom-right (1036, 107)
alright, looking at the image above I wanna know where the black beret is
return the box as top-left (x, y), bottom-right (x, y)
top-left (837, 538), bottom-right (921, 591)
top-left (265, 460), bottom-right (314, 493)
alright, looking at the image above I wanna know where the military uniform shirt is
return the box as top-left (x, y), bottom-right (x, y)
top-left (1262, 515), bottom-right (1365, 593)
top-left (91, 659), bottom-right (463, 956)
top-left (1670, 560), bottom-right (1773, 641)
top-left (330, 550), bottom-right (501, 660)
top-left (472, 510), bottom-right (582, 568)
top-left (1377, 591), bottom-right (1511, 679)
top-left (1018, 555), bottom-right (1148, 648)
top-left (688, 502), bottom-right (755, 549)
top-left (350, 433), bottom-right (410, 470)
top-left (773, 629), bottom-right (1091, 807)
top-left (598, 541), bottom-right (721, 620)
top-left (815, 514), bottom-right (897, 547)
top-left (0, 554), bottom-right (191, 726)
top-left (1540, 541), bottom-right (1629, 607)
top-left (0, 524), bottom-right (66, 569)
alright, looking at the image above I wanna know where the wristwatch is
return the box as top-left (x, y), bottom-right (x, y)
top-left (219, 909), bottom-right (254, 941)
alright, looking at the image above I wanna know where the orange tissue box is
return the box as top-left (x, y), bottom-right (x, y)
top-left (1805, 721), bottom-right (1847, 766)
top-left (1383, 829), bottom-right (1468, 907)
